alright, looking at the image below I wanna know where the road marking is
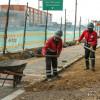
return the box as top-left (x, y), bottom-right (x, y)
top-left (1, 89), bottom-right (24, 100)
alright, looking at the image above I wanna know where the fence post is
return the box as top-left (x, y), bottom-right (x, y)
top-left (79, 16), bottom-right (81, 37)
top-left (73, 0), bottom-right (77, 41)
top-left (44, 9), bottom-right (48, 44)
top-left (3, 0), bottom-right (11, 54)
top-left (60, 16), bottom-right (62, 30)
top-left (23, 2), bottom-right (28, 51)
top-left (64, 9), bottom-right (66, 44)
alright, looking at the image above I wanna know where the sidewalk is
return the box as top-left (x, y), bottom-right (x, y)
top-left (1, 39), bottom-right (100, 100)
top-left (24, 39), bottom-right (100, 81)
top-left (24, 45), bottom-right (84, 80)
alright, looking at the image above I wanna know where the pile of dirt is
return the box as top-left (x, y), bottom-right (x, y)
top-left (0, 48), bottom-right (43, 61)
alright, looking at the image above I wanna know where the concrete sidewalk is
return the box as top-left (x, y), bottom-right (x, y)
top-left (23, 39), bottom-right (100, 81)
top-left (24, 45), bottom-right (84, 79)
top-left (1, 39), bottom-right (100, 100)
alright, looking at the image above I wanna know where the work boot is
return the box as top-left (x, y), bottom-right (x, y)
top-left (52, 74), bottom-right (61, 80)
top-left (47, 78), bottom-right (52, 82)
top-left (85, 60), bottom-right (89, 70)
top-left (43, 75), bottom-right (52, 82)
top-left (91, 59), bottom-right (95, 72)
top-left (42, 76), bottom-right (52, 82)
top-left (53, 69), bottom-right (58, 77)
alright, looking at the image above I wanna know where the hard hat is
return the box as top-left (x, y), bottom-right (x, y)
top-left (87, 22), bottom-right (94, 29)
top-left (55, 30), bottom-right (63, 37)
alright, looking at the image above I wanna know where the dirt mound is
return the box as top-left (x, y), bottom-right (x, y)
top-left (0, 48), bottom-right (36, 61)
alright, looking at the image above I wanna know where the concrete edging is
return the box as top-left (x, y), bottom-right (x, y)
top-left (58, 55), bottom-right (84, 73)
top-left (59, 46), bottom-right (100, 73)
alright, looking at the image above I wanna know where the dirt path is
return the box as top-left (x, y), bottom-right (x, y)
top-left (14, 48), bottom-right (100, 100)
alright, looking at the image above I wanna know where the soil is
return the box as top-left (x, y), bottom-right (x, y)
top-left (0, 48), bottom-right (37, 61)
top-left (13, 48), bottom-right (100, 100)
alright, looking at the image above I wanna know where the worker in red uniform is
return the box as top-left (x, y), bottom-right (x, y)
top-left (42, 30), bottom-right (63, 81)
top-left (77, 22), bottom-right (97, 71)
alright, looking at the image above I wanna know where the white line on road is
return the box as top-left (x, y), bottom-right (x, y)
top-left (1, 89), bottom-right (25, 100)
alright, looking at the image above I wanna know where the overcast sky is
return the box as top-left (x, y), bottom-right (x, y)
top-left (0, 0), bottom-right (100, 25)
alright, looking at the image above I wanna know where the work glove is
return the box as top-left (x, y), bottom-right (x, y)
top-left (90, 46), bottom-right (93, 50)
top-left (76, 41), bottom-right (80, 45)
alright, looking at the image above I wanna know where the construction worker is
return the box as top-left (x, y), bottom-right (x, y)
top-left (77, 22), bottom-right (97, 71)
top-left (42, 30), bottom-right (63, 81)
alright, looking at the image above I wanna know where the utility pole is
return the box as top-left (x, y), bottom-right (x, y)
top-left (73, 0), bottom-right (77, 41)
top-left (44, 10), bottom-right (48, 43)
top-left (79, 16), bottom-right (81, 37)
top-left (64, 9), bottom-right (66, 44)
top-left (23, 2), bottom-right (28, 50)
top-left (88, 19), bottom-right (89, 24)
top-left (3, 0), bottom-right (11, 54)
top-left (38, 0), bottom-right (40, 24)
top-left (38, 0), bottom-right (42, 24)
top-left (38, 0), bottom-right (42, 10)
top-left (60, 16), bottom-right (62, 30)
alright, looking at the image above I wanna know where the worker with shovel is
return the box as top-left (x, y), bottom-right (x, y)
top-left (77, 22), bottom-right (97, 71)
top-left (42, 30), bottom-right (63, 81)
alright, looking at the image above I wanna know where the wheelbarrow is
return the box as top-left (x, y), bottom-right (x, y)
top-left (0, 59), bottom-right (27, 88)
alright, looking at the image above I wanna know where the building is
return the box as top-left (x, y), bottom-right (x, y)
top-left (0, 5), bottom-right (52, 29)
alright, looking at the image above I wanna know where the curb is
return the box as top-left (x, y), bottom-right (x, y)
top-left (58, 55), bottom-right (84, 73)
top-left (58, 45), bottom-right (100, 73)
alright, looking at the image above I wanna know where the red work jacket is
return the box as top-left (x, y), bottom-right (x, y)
top-left (78, 29), bottom-right (97, 46)
top-left (42, 36), bottom-right (63, 56)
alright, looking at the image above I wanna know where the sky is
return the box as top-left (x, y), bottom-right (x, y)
top-left (0, 0), bottom-right (100, 25)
